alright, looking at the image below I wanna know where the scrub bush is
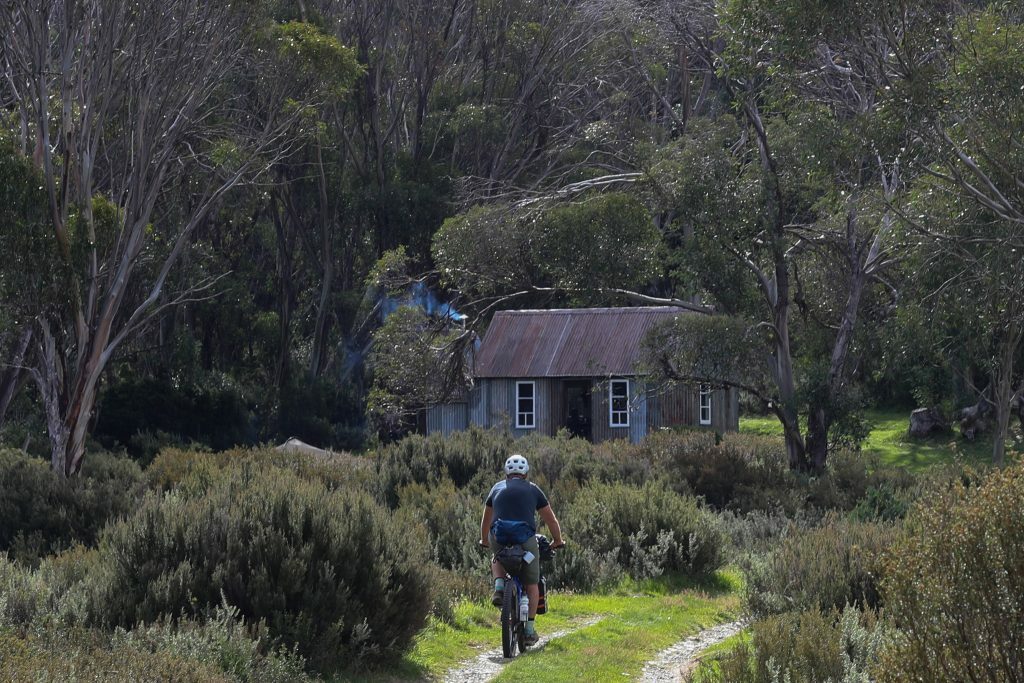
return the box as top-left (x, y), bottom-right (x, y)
top-left (551, 481), bottom-right (724, 589)
top-left (697, 606), bottom-right (887, 683)
top-left (374, 427), bottom-right (512, 507)
top-left (85, 462), bottom-right (431, 673)
top-left (744, 515), bottom-right (897, 617)
top-left (0, 607), bottom-right (313, 683)
top-left (145, 446), bottom-right (369, 495)
top-left (878, 464), bottom-right (1024, 682)
top-left (0, 449), bottom-right (144, 564)
top-left (396, 478), bottom-right (482, 573)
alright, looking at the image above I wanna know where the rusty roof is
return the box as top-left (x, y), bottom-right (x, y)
top-left (473, 307), bottom-right (689, 378)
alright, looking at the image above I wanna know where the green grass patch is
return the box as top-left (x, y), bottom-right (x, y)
top-left (690, 629), bottom-right (752, 683)
top-left (740, 409), bottom-right (1023, 471)
top-left (365, 570), bottom-right (741, 682)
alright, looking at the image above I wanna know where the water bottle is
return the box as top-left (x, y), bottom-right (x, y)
top-left (519, 594), bottom-right (529, 622)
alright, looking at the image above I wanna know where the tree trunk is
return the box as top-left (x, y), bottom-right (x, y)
top-left (271, 193), bottom-right (294, 389)
top-left (992, 336), bottom-right (1019, 466)
top-left (0, 326), bottom-right (33, 431)
top-left (309, 136), bottom-right (335, 379)
top-left (806, 408), bottom-right (830, 473)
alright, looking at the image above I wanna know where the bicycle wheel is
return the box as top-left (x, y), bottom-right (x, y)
top-left (501, 581), bottom-right (518, 658)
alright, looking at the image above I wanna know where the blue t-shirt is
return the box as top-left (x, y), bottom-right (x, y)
top-left (486, 477), bottom-right (549, 531)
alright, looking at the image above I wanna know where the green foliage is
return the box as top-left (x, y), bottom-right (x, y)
top-left (0, 449), bottom-right (144, 564)
top-left (0, 142), bottom-right (58, 325)
top-left (85, 462), bottom-right (431, 672)
top-left (533, 193), bottom-right (662, 302)
top-left (277, 376), bottom-right (366, 451)
top-left (366, 306), bottom-right (465, 440)
top-left (698, 606), bottom-right (888, 683)
top-left (0, 552), bottom-right (313, 683)
top-left (373, 427), bottom-right (512, 508)
top-left (144, 447), bottom-right (368, 495)
top-left (264, 21), bottom-right (362, 103)
top-left (396, 478), bottom-right (483, 574)
top-left (432, 192), bottom-right (661, 303)
top-left (553, 481), bottom-right (725, 590)
top-left (878, 463), bottom-right (1024, 682)
top-left (642, 316), bottom-right (773, 399)
top-left (94, 378), bottom-right (254, 463)
top-left (744, 515), bottom-right (898, 617)
top-left (646, 431), bottom-right (793, 510)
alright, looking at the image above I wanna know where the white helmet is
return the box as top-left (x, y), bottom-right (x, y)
top-left (504, 454), bottom-right (529, 476)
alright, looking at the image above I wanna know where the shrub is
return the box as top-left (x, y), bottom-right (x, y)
top-left (551, 481), bottom-right (724, 590)
top-left (85, 462), bottom-right (431, 673)
top-left (145, 446), bottom-right (371, 496)
top-left (0, 609), bottom-right (314, 683)
top-left (396, 478), bottom-right (483, 573)
top-left (424, 566), bottom-right (489, 624)
top-left (650, 432), bottom-right (798, 511)
top-left (0, 553), bottom-right (311, 682)
top-left (94, 378), bottom-right (255, 461)
top-left (878, 464), bottom-right (1024, 682)
top-left (374, 427), bottom-right (513, 508)
top-left (716, 508), bottom-right (821, 561)
top-left (0, 449), bottom-right (144, 564)
top-left (0, 629), bottom-right (234, 683)
top-left (697, 606), bottom-right (888, 683)
top-left (744, 515), bottom-right (898, 617)
top-left (373, 428), bottom-right (657, 511)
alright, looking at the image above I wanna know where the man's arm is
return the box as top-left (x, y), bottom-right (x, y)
top-left (538, 505), bottom-right (564, 547)
top-left (480, 504), bottom-right (494, 546)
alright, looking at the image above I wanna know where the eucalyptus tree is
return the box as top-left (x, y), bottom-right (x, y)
top-left (901, 6), bottom-right (1024, 464)
top-left (633, 0), bottom-right (944, 471)
top-left (0, 0), bottom-right (335, 475)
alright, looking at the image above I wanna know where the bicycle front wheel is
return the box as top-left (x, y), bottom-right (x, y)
top-left (501, 582), bottom-right (518, 658)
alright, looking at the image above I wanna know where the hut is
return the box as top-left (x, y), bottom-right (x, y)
top-left (425, 307), bottom-right (739, 443)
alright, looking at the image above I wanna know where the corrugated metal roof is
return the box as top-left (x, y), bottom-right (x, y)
top-left (473, 307), bottom-right (689, 378)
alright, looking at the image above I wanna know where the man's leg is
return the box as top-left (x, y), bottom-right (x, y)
top-left (489, 533), bottom-right (505, 606)
top-left (521, 534), bottom-right (542, 643)
top-left (525, 583), bottom-right (540, 618)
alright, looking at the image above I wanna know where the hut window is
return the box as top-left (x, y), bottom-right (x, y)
top-left (609, 379), bottom-right (629, 428)
top-left (516, 381), bottom-right (536, 429)
top-left (699, 385), bottom-right (712, 425)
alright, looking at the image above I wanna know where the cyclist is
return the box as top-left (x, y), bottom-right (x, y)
top-left (480, 454), bottom-right (564, 646)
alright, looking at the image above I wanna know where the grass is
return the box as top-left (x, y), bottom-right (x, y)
top-left (689, 629), bottom-right (752, 683)
top-left (366, 570), bottom-right (742, 682)
top-left (740, 408), bottom-right (1023, 471)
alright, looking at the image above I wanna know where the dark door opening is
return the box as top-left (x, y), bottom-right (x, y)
top-left (564, 380), bottom-right (592, 440)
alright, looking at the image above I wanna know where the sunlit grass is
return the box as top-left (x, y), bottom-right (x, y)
top-left (352, 569), bottom-right (742, 682)
top-left (740, 409), bottom-right (1023, 471)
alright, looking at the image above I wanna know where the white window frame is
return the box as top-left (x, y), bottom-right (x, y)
top-left (516, 381), bottom-right (536, 429)
top-left (699, 384), bottom-right (713, 425)
top-left (609, 379), bottom-right (630, 428)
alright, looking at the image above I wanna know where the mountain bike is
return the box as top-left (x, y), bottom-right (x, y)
top-left (481, 535), bottom-right (563, 659)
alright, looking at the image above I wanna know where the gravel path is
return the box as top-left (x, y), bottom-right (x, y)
top-left (639, 619), bottom-right (747, 683)
top-left (441, 616), bottom-right (604, 683)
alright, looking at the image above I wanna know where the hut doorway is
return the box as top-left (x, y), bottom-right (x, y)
top-left (564, 380), bottom-right (592, 440)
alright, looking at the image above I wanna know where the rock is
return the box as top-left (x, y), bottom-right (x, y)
top-left (909, 407), bottom-right (948, 438)
top-left (958, 400), bottom-right (992, 441)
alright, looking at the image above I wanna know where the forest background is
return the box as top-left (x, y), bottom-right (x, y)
top-left (1, 0), bottom-right (1023, 475)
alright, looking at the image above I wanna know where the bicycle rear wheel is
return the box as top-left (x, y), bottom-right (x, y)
top-left (501, 582), bottom-right (518, 658)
